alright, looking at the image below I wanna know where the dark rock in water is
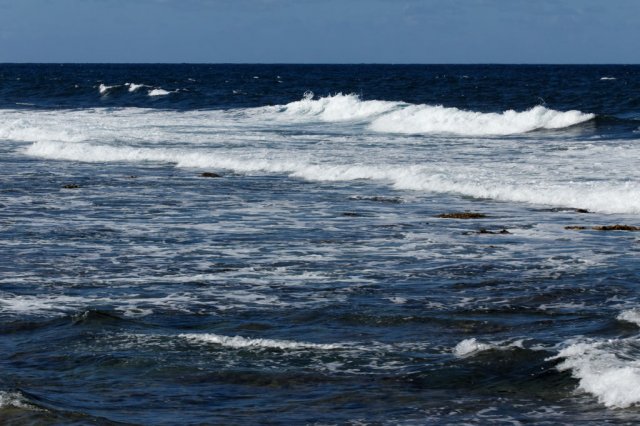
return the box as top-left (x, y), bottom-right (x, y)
top-left (127, 175), bottom-right (138, 179)
top-left (349, 195), bottom-right (403, 204)
top-left (62, 184), bottom-right (80, 189)
top-left (437, 212), bottom-right (487, 219)
top-left (592, 224), bottom-right (640, 231)
top-left (565, 224), bottom-right (640, 231)
top-left (200, 172), bottom-right (222, 178)
top-left (575, 209), bottom-right (590, 214)
top-left (477, 228), bottom-right (511, 234)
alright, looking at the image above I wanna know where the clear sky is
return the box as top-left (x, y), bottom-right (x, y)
top-left (1, 0), bottom-right (638, 63)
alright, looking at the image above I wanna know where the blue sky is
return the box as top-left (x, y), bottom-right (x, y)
top-left (0, 0), bottom-right (638, 63)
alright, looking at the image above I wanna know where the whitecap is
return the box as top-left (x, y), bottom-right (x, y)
top-left (126, 82), bottom-right (146, 92)
top-left (551, 337), bottom-right (640, 408)
top-left (274, 93), bottom-right (594, 135)
top-left (453, 338), bottom-right (525, 358)
top-left (179, 333), bottom-right (343, 350)
top-left (0, 391), bottom-right (39, 410)
top-left (98, 83), bottom-right (116, 95)
top-left (370, 104), bottom-right (593, 136)
top-left (148, 88), bottom-right (171, 97)
top-left (618, 309), bottom-right (640, 327)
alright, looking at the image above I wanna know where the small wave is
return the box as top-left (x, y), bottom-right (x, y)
top-left (179, 333), bottom-right (343, 350)
top-left (274, 93), bottom-right (594, 136)
top-left (618, 309), bottom-right (640, 327)
top-left (98, 83), bottom-right (117, 95)
top-left (453, 338), bottom-right (525, 358)
top-left (551, 337), bottom-right (640, 408)
top-left (126, 82), bottom-right (146, 92)
top-left (600, 77), bottom-right (617, 81)
top-left (0, 391), bottom-right (39, 410)
top-left (148, 88), bottom-right (178, 97)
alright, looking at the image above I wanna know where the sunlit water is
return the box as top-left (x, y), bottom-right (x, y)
top-left (1, 64), bottom-right (640, 424)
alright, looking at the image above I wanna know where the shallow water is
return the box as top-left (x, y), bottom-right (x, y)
top-left (1, 64), bottom-right (640, 424)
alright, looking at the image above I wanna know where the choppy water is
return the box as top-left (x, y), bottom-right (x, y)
top-left (2, 64), bottom-right (640, 424)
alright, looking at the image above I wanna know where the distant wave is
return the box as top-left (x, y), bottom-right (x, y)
top-left (271, 93), bottom-right (595, 136)
top-left (600, 77), bottom-right (617, 81)
top-left (148, 88), bottom-right (172, 97)
top-left (98, 83), bottom-right (116, 95)
top-left (126, 82), bottom-right (147, 92)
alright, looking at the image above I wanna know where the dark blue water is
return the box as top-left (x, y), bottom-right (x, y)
top-left (1, 64), bottom-right (640, 424)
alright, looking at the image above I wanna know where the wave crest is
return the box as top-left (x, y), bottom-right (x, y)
top-left (275, 94), bottom-right (594, 136)
top-left (551, 338), bottom-right (640, 408)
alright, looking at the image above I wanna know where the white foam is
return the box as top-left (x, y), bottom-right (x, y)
top-left (277, 92), bottom-right (398, 122)
top-left (23, 139), bottom-right (640, 215)
top-left (453, 338), bottom-right (525, 358)
top-left (370, 104), bottom-right (594, 136)
top-left (98, 83), bottom-right (116, 95)
top-left (454, 338), bottom-right (493, 357)
top-left (600, 77), bottom-right (617, 81)
top-left (126, 82), bottom-right (146, 92)
top-left (7, 105), bottom-right (640, 215)
top-left (0, 391), bottom-right (37, 410)
top-left (551, 338), bottom-right (640, 408)
top-left (148, 88), bottom-right (171, 97)
top-left (273, 93), bottom-right (594, 135)
top-left (618, 309), bottom-right (640, 327)
top-left (179, 333), bottom-right (342, 350)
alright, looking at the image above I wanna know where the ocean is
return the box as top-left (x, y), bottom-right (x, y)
top-left (1, 64), bottom-right (640, 424)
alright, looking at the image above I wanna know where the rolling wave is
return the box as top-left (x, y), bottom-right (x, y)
top-left (270, 93), bottom-right (595, 136)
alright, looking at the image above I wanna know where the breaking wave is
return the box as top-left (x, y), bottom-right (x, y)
top-left (551, 337), bottom-right (640, 408)
top-left (272, 93), bottom-right (594, 136)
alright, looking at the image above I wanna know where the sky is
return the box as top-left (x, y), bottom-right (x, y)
top-left (0, 0), bottom-right (638, 63)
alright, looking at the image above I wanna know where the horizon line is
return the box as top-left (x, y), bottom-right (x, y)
top-left (1, 62), bottom-right (639, 66)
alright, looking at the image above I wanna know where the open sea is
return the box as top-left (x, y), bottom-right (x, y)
top-left (1, 64), bottom-right (640, 425)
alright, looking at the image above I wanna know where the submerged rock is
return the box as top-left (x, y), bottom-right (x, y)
top-left (200, 172), bottom-right (222, 178)
top-left (565, 224), bottom-right (640, 231)
top-left (477, 228), bottom-right (511, 234)
top-left (62, 184), bottom-right (80, 189)
top-left (592, 225), bottom-right (640, 231)
top-left (437, 212), bottom-right (487, 219)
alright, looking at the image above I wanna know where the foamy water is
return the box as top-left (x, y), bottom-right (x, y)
top-left (1, 95), bottom-right (637, 214)
top-left (3, 64), bottom-right (640, 424)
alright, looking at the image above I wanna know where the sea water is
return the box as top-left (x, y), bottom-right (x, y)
top-left (1, 64), bottom-right (640, 424)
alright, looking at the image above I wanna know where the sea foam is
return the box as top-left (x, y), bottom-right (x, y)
top-left (23, 139), bottom-right (640, 215)
top-left (179, 333), bottom-right (342, 350)
top-left (0, 391), bottom-right (37, 410)
top-left (551, 338), bottom-right (640, 408)
top-left (618, 309), bottom-right (640, 327)
top-left (274, 93), bottom-right (594, 136)
top-left (148, 88), bottom-right (172, 97)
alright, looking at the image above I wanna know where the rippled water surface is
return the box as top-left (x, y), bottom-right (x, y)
top-left (1, 64), bottom-right (640, 424)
